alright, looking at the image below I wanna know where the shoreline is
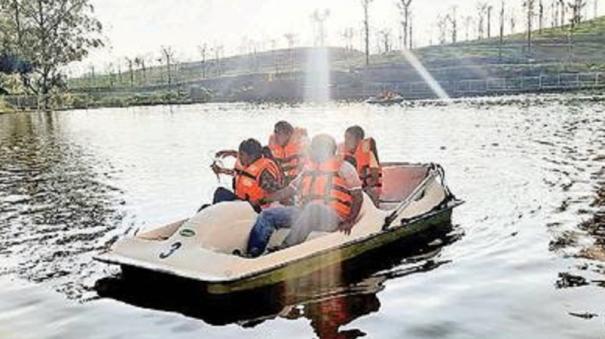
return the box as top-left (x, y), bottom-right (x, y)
top-left (2, 89), bottom-right (605, 114)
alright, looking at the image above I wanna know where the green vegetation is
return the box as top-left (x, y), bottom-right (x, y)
top-left (0, 0), bottom-right (103, 109)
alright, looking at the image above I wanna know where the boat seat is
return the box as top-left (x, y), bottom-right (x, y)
top-left (378, 164), bottom-right (428, 211)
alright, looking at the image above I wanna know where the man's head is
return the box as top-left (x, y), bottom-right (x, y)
top-left (345, 125), bottom-right (365, 152)
top-left (310, 134), bottom-right (337, 163)
top-left (274, 121), bottom-right (294, 147)
top-left (238, 138), bottom-right (263, 166)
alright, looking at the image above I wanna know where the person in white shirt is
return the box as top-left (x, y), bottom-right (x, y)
top-left (245, 134), bottom-right (364, 257)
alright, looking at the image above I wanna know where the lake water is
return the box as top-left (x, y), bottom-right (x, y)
top-left (0, 95), bottom-right (603, 338)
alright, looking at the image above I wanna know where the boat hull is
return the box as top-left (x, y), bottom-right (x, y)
top-left (119, 199), bottom-right (460, 295)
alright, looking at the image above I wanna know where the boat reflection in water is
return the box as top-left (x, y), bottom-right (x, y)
top-left (95, 222), bottom-right (461, 337)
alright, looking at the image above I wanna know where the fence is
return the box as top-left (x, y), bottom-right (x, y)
top-left (361, 72), bottom-right (605, 99)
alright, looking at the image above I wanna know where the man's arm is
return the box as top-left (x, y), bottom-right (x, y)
top-left (365, 167), bottom-right (381, 186)
top-left (339, 189), bottom-right (363, 235)
top-left (215, 149), bottom-right (238, 158)
top-left (260, 186), bottom-right (296, 205)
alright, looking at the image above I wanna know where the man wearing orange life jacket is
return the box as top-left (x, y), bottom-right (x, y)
top-left (267, 121), bottom-right (309, 184)
top-left (339, 126), bottom-right (382, 205)
top-left (246, 134), bottom-right (364, 257)
top-left (210, 139), bottom-right (284, 211)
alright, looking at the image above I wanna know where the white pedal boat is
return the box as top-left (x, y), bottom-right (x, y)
top-left (94, 163), bottom-right (463, 295)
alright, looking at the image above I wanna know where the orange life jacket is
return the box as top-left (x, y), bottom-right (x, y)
top-left (234, 157), bottom-right (283, 208)
top-left (338, 138), bottom-right (382, 191)
top-left (268, 128), bottom-right (307, 183)
top-left (298, 157), bottom-right (353, 220)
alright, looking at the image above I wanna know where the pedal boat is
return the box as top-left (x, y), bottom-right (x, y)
top-left (94, 163), bottom-right (463, 295)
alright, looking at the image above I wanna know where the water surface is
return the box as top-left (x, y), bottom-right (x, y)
top-left (0, 95), bottom-right (603, 338)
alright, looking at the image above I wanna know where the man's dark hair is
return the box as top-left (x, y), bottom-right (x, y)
top-left (346, 125), bottom-right (365, 140)
top-left (239, 138), bottom-right (263, 159)
top-left (274, 121), bottom-right (294, 135)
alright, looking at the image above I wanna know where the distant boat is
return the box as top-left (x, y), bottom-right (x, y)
top-left (366, 93), bottom-right (405, 105)
top-left (94, 163), bottom-right (462, 295)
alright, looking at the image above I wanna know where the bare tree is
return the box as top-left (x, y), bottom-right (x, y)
top-left (552, 0), bottom-right (559, 27)
top-left (311, 9), bottom-right (330, 47)
top-left (125, 57), bottom-right (134, 87)
top-left (341, 28), bottom-right (355, 51)
top-left (159, 46), bottom-right (175, 88)
top-left (539, 0), bottom-right (545, 32)
top-left (524, 0), bottom-right (536, 54)
top-left (477, 2), bottom-right (489, 39)
top-left (212, 44), bottom-right (224, 77)
top-left (284, 33), bottom-right (297, 74)
top-left (568, 0), bottom-right (587, 27)
top-left (361, 0), bottom-right (373, 65)
top-left (436, 15), bottom-right (448, 44)
top-left (499, 1), bottom-right (505, 60)
top-left (378, 29), bottom-right (392, 53)
top-left (487, 5), bottom-right (494, 38)
top-left (510, 9), bottom-right (518, 33)
top-left (397, 0), bottom-right (413, 49)
top-left (445, 6), bottom-right (458, 43)
top-left (409, 15), bottom-right (414, 48)
top-left (464, 16), bottom-right (474, 40)
top-left (558, 0), bottom-right (567, 27)
top-left (133, 57), bottom-right (143, 85)
top-left (88, 64), bottom-right (95, 88)
top-left (197, 43), bottom-right (207, 79)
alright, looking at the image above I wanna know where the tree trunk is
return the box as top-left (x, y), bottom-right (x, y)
top-left (363, 3), bottom-right (370, 65)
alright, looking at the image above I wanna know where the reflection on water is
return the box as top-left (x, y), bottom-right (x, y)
top-left (0, 113), bottom-right (126, 299)
top-left (0, 94), bottom-right (604, 338)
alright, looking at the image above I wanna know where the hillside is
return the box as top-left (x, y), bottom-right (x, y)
top-left (63, 16), bottom-right (605, 104)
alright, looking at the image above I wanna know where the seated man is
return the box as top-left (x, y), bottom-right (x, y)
top-left (339, 126), bottom-right (382, 205)
top-left (267, 121), bottom-right (309, 185)
top-left (246, 134), bottom-right (364, 257)
top-left (209, 138), bottom-right (284, 212)
top-left (216, 121), bottom-right (308, 185)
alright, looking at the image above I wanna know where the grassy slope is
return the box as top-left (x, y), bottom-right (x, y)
top-left (68, 16), bottom-right (605, 91)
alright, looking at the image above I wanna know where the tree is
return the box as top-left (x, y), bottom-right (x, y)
top-left (524, 0), bottom-right (536, 54)
top-left (361, 0), bottom-right (373, 65)
top-left (595, 0), bottom-right (600, 18)
top-left (125, 57), bottom-right (134, 87)
top-left (539, 0), bottom-right (545, 32)
top-left (0, 0), bottom-right (103, 109)
top-left (284, 33), bottom-right (297, 73)
top-left (464, 16), bottom-right (474, 40)
top-left (510, 9), bottom-right (518, 33)
top-left (340, 28), bottom-right (354, 51)
top-left (445, 6), bottom-right (458, 43)
top-left (558, 0), bottom-right (567, 27)
top-left (212, 44), bottom-right (224, 77)
top-left (568, 0), bottom-right (587, 27)
top-left (499, 1), bottom-right (505, 60)
top-left (377, 29), bottom-right (392, 53)
top-left (159, 46), bottom-right (175, 88)
top-left (487, 5), bottom-right (494, 38)
top-left (134, 55), bottom-right (147, 85)
top-left (397, 0), bottom-right (413, 49)
top-left (197, 43), bottom-right (207, 79)
top-left (476, 2), bottom-right (489, 39)
top-left (552, 0), bottom-right (559, 27)
top-left (436, 15), bottom-right (448, 45)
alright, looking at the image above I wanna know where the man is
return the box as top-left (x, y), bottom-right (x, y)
top-left (246, 134), bottom-right (364, 257)
top-left (339, 126), bottom-right (382, 205)
top-left (267, 121), bottom-right (309, 184)
top-left (210, 139), bottom-right (284, 211)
